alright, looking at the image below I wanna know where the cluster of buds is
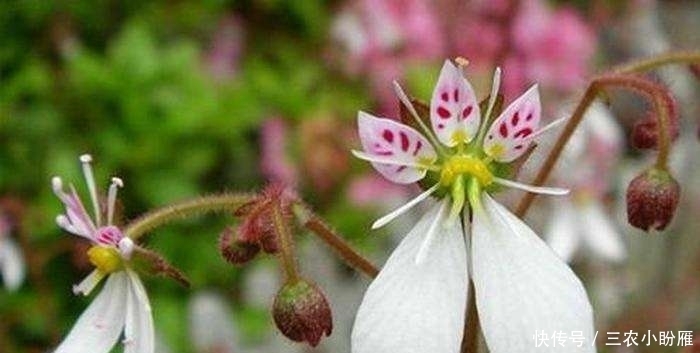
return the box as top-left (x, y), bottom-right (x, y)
top-left (219, 185), bottom-right (293, 264)
top-left (219, 184), bottom-right (333, 347)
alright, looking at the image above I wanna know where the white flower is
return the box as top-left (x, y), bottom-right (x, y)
top-left (188, 291), bottom-right (240, 353)
top-left (351, 60), bottom-right (596, 353)
top-left (546, 102), bottom-right (626, 263)
top-left (0, 213), bottom-right (25, 291)
top-left (52, 154), bottom-right (154, 353)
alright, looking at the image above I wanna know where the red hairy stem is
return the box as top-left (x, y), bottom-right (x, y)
top-left (515, 73), bottom-right (675, 217)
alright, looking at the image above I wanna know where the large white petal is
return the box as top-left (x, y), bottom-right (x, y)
top-left (472, 194), bottom-right (596, 353)
top-left (54, 272), bottom-right (128, 353)
top-left (544, 200), bottom-right (581, 263)
top-left (0, 238), bottom-right (25, 291)
top-left (352, 201), bottom-right (468, 353)
top-left (124, 269), bottom-right (155, 353)
top-left (579, 201), bottom-right (626, 262)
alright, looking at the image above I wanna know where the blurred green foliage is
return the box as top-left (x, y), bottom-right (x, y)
top-left (0, 1), bottom-right (383, 352)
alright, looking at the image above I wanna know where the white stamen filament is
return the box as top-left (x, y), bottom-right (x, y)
top-left (80, 154), bottom-right (102, 227)
top-left (532, 116), bottom-right (567, 139)
top-left (415, 200), bottom-right (448, 265)
top-left (484, 67), bottom-right (502, 122)
top-left (351, 150), bottom-right (438, 171)
top-left (72, 269), bottom-right (106, 296)
top-left (107, 177), bottom-right (123, 226)
top-left (493, 177), bottom-right (569, 196)
top-left (372, 183), bottom-right (439, 230)
top-left (392, 81), bottom-right (446, 154)
top-left (51, 176), bottom-right (64, 196)
top-left (56, 215), bottom-right (77, 234)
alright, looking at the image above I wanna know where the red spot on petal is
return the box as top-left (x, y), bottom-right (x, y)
top-left (453, 89), bottom-right (459, 102)
top-left (382, 130), bottom-right (394, 143)
top-left (514, 128), bottom-right (533, 138)
top-left (515, 144), bottom-right (524, 150)
top-left (376, 150), bottom-right (393, 156)
top-left (438, 124), bottom-right (445, 129)
top-left (396, 166), bottom-right (407, 173)
top-left (441, 92), bottom-right (449, 102)
top-left (512, 112), bottom-right (520, 125)
top-left (462, 106), bottom-right (473, 120)
top-left (488, 135), bottom-right (493, 140)
top-left (499, 123), bottom-right (508, 138)
top-left (412, 141), bottom-right (422, 156)
top-left (526, 113), bottom-right (533, 121)
top-left (400, 132), bottom-right (409, 151)
top-left (437, 106), bottom-right (451, 119)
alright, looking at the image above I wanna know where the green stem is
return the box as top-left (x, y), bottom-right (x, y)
top-left (272, 203), bottom-right (300, 282)
top-left (123, 193), bottom-right (256, 240)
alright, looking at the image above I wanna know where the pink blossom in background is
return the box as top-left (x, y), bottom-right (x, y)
top-left (206, 15), bottom-right (244, 81)
top-left (259, 117), bottom-right (298, 186)
top-left (332, 0), bottom-right (445, 114)
top-left (347, 174), bottom-right (410, 210)
top-left (504, 0), bottom-right (596, 98)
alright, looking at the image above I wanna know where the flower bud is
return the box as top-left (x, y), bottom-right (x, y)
top-left (219, 227), bottom-right (260, 265)
top-left (626, 168), bottom-right (680, 231)
top-left (272, 279), bottom-right (333, 347)
top-left (630, 96), bottom-right (678, 150)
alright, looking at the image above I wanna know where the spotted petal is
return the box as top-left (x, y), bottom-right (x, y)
top-left (472, 194), bottom-right (596, 353)
top-left (357, 111), bottom-right (436, 184)
top-left (483, 85), bottom-right (541, 162)
top-left (352, 201), bottom-right (468, 353)
top-left (430, 60), bottom-right (481, 147)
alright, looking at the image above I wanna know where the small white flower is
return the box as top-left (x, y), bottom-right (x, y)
top-left (351, 60), bottom-right (596, 353)
top-left (0, 213), bottom-right (25, 291)
top-left (52, 154), bottom-right (154, 353)
top-left (546, 102), bottom-right (626, 263)
top-left (188, 291), bottom-right (240, 353)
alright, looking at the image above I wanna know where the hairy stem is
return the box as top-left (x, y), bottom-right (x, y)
top-left (612, 50), bottom-right (700, 74)
top-left (294, 204), bottom-right (379, 278)
top-left (272, 203), bottom-right (300, 282)
top-left (124, 193), bottom-right (256, 240)
top-left (516, 75), bottom-right (673, 217)
top-left (515, 51), bottom-right (699, 217)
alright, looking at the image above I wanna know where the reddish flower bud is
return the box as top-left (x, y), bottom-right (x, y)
top-left (272, 279), bottom-right (333, 347)
top-left (219, 227), bottom-right (260, 265)
top-left (631, 118), bottom-right (679, 149)
top-left (630, 96), bottom-right (678, 150)
top-left (626, 168), bottom-right (680, 232)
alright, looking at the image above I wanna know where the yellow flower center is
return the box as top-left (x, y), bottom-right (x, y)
top-left (87, 246), bottom-right (123, 274)
top-left (440, 155), bottom-right (493, 187)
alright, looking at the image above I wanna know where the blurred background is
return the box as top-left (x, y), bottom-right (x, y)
top-left (0, 0), bottom-right (698, 352)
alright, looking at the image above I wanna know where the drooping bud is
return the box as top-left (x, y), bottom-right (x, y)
top-left (272, 279), bottom-right (333, 347)
top-left (631, 118), bottom-right (679, 149)
top-left (626, 168), bottom-right (680, 231)
top-left (219, 227), bottom-right (260, 265)
top-left (630, 96), bottom-right (679, 150)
